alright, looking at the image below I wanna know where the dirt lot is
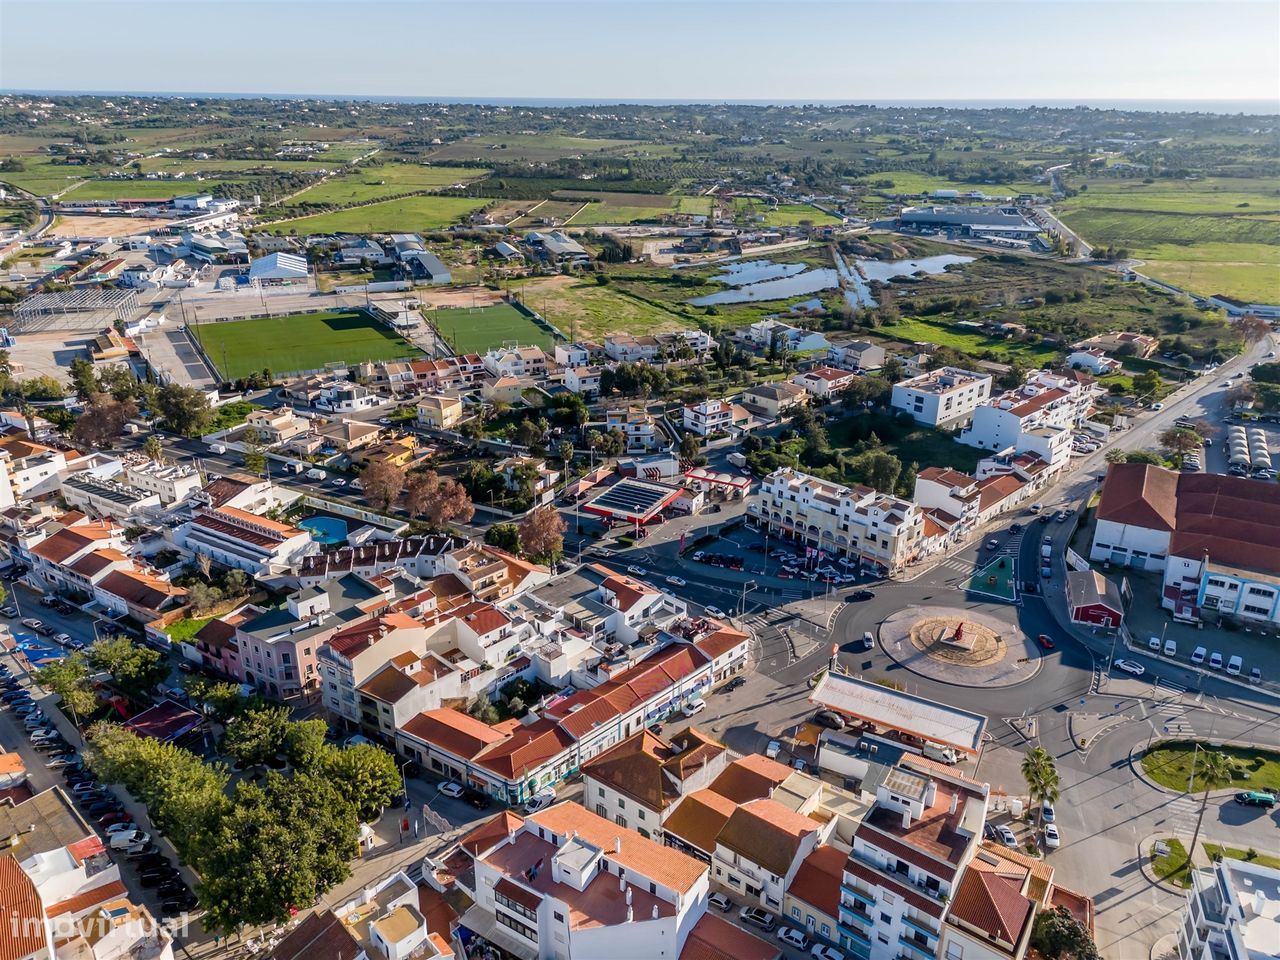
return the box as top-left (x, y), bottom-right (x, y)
top-left (415, 284), bottom-right (506, 310)
top-left (47, 214), bottom-right (175, 239)
top-left (7, 331), bottom-right (95, 380)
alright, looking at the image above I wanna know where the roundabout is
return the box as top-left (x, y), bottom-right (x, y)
top-left (878, 604), bottom-right (1042, 687)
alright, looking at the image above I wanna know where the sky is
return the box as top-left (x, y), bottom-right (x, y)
top-left (1, 0), bottom-right (1277, 106)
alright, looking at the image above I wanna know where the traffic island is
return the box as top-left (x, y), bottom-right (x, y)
top-left (962, 556), bottom-right (1018, 603)
top-left (878, 605), bottom-right (1040, 688)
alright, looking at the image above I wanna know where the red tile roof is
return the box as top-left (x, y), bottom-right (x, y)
top-left (531, 801), bottom-right (706, 894)
top-left (680, 912), bottom-right (781, 960)
top-left (0, 855), bottom-right (46, 960)
top-left (581, 728), bottom-right (725, 812)
top-left (401, 708), bottom-right (507, 761)
top-left (948, 867), bottom-right (1034, 946)
top-left (662, 789), bottom-right (737, 855)
top-left (44, 878), bottom-right (128, 918)
top-left (96, 569), bottom-right (185, 612)
top-left (787, 843), bottom-right (846, 919)
top-left (708, 753), bottom-right (792, 804)
top-left (1096, 462), bottom-right (1179, 531)
top-left (268, 910), bottom-right (361, 960)
top-left (475, 718), bottom-right (576, 779)
top-left (717, 798), bottom-right (819, 876)
top-left (452, 601), bottom-right (511, 636)
top-left (459, 811), bottom-right (523, 856)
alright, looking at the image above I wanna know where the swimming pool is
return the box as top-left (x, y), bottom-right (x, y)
top-left (300, 516), bottom-right (350, 546)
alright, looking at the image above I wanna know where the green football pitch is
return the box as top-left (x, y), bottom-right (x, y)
top-left (191, 310), bottom-right (422, 380)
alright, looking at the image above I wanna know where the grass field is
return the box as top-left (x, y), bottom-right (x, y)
top-left (267, 194), bottom-right (491, 234)
top-left (511, 199), bottom-right (588, 225)
top-left (191, 310), bottom-right (421, 380)
top-left (733, 198), bottom-right (842, 226)
top-left (0, 157), bottom-right (92, 196)
top-left (427, 134), bottom-right (647, 162)
top-left (429, 303), bottom-right (553, 354)
top-left (511, 279), bottom-right (688, 340)
top-left (61, 178), bottom-right (252, 201)
top-left (136, 157), bottom-right (333, 174)
top-left (1141, 741), bottom-right (1280, 792)
top-left (282, 163), bottom-right (487, 207)
top-left (828, 410), bottom-right (983, 473)
top-left (854, 169), bottom-right (1045, 197)
top-left (1152, 838), bottom-right (1192, 889)
top-left (1057, 176), bottom-right (1280, 302)
top-left (564, 192), bottom-right (714, 225)
top-left (1203, 844), bottom-right (1280, 871)
top-left (879, 315), bottom-right (1061, 364)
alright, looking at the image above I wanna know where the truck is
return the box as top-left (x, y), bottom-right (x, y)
top-left (209, 443), bottom-right (227, 455)
top-left (283, 461), bottom-right (305, 474)
top-left (727, 452), bottom-right (747, 468)
top-left (305, 468), bottom-right (326, 481)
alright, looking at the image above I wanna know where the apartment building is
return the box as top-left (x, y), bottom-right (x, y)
top-left (182, 505), bottom-right (314, 576)
top-left (683, 399), bottom-right (744, 437)
top-left (838, 765), bottom-right (988, 960)
top-left (27, 520), bottom-right (130, 592)
top-left (0, 434), bottom-right (69, 498)
top-left (1178, 857), bottom-right (1279, 960)
top-left (121, 458), bottom-right (203, 504)
top-left (417, 395), bottom-right (464, 430)
top-left (744, 318), bottom-right (829, 355)
top-left (750, 468), bottom-right (924, 573)
top-left (318, 612), bottom-right (432, 726)
top-left (606, 408), bottom-right (662, 453)
top-left (581, 728), bottom-right (729, 838)
top-left (827, 340), bottom-right (886, 372)
top-left (791, 366), bottom-right (859, 400)
top-left (61, 473), bottom-right (162, 521)
top-left (960, 370), bottom-right (1095, 457)
top-left (483, 345), bottom-right (548, 379)
top-left (890, 367), bottom-right (992, 428)
top-left (356, 649), bottom-right (465, 740)
top-left (457, 801), bottom-right (763, 960)
top-left (244, 406), bottom-right (312, 446)
top-left (604, 334), bottom-right (662, 364)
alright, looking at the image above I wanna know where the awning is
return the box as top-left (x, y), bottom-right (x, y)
top-left (459, 904), bottom-right (539, 960)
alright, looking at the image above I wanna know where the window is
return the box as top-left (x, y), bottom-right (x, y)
top-left (495, 910), bottom-right (537, 943)
top-left (614, 815), bottom-right (627, 828)
top-left (880, 913), bottom-right (891, 924)
top-left (1247, 586), bottom-right (1274, 598)
top-left (821, 923), bottom-right (831, 937)
top-left (946, 944), bottom-right (964, 960)
top-left (877, 934), bottom-right (890, 945)
top-left (597, 787), bottom-right (604, 797)
top-left (617, 798), bottom-right (625, 810)
top-left (637, 809), bottom-right (645, 821)
top-left (791, 906), bottom-right (801, 920)
top-left (554, 911), bottom-right (564, 924)
top-left (281, 652), bottom-right (292, 665)
top-left (1243, 604), bottom-right (1270, 616)
top-left (649, 882), bottom-right (656, 895)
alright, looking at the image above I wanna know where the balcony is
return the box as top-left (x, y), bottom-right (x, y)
top-left (839, 919), bottom-right (871, 949)
top-left (902, 912), bottom-right (939, 940)
top-left (898, 933), bottom-right (936, 959)
top-left (839, 902), bottom-right (875, 930)
top-left (841, 879), bottom-right (876, 907)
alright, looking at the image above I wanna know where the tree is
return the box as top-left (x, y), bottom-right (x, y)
top-left (320, 743), bottom-right (401, 821)
top-left (679, 433), bottom-right (701, 459)
top-left (282, 719), bottom-right (329, 770)
top-left (196, 772), bottom-right (359, 933)
top-left (1132, 370), bottom-right (1162, 401)
top-left (1123, 449), bottom-right (1166, 465)
top-left (1159, 427), bottom-right (1203, 459)
top-left (1232, 313), bottom-right (1271, 345)
top-left (485, 523), bottom-right (521, 553)
top-left (88, 635), bottom-right (168, 705)
top-left (557, 439), bottom-right (575, 467)
top-left (223, 705), bottom-right (291, 767)
top-left (1021, 746), bottom-right (1060, 827)
top-left (72, 393), bottom-right (137, 449)
top-left (1185, 750), bottom-right (1233, 884)
top-left (860, 450), bottom-right (902, 493)
top-left (187, 581), bottom-right (223, 615)
top-left (223, 568), bottom-right (249, 597)
top-left (155, 383), bottom-right (212, 437)
top-left (519, 505), bottom-right (567, 562)
top-left (242, 426), bottom-right (266, 476)
top-left (143, 435), bottom-right (164, 462)
top-left (1030, 906), bottom-right (1102, 960)
top-left (183, 677), bottom-right (251, 723)
top-left (404, 469), bottom-right (475, 528)
top-left (68, 356), bottom-right (99, 400)
top-left (360, 461), bottom-right (406, 513)
top-left (1104, 447), bottom-right (1128, 464)
top-left (37, 654), bottom-right (97, 727)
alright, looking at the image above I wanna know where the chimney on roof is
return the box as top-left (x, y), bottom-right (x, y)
top-left (614, 836), bottom-right (622, 854)
top-left (902, 807), bottom-right (912, 830)
top-left (949, 790), bottom-right (958, 815)
top-left (652, 904), bottom-right (659, 920)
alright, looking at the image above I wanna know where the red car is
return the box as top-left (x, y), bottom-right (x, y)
top-left (98, 811), bottom-right (131, 827)
top-left (1038, 634), bottom-right (1055, 650)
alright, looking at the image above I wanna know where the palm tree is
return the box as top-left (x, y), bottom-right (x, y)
top-left (1186, 750), bottom-right (1233, 871)
top-left (1021, 746), bottom-right (1061, 826)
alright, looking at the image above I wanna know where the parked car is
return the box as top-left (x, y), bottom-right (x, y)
top-left (777, 928), bottom-right (810, 950)
top-left (626, 565), bottom-right (646, 576)
top-left (704, 605), bottom-right (725, 618)
top-left (522, 789), bottom-right (556, 814)
top-left (1191, 646), bottom-right (1207, 665)
top-left (1209, 651), bottom-right (1224, 670)
top-left (1250, 667), bottom-right (1262, 684)
top-left (462, 789), bottom-right (492, 811)
top-left (1235, 791), bottom-right (1276, 808)
top-left (985, 539), bottom-right (999, 550)
top-left (996, 824), bottom-right (1018, 848)
top-left (157, 881), bottom-right (190, 899)
top-left (1227, 655), bottom-right (1243, 676)
top-left (665, 576), bottom-right (686, 587)
top-left (1038, 634), bottom-right (1055, 650)
top-left (722, 676), bottom-right (746, 692)
top-left (104, 821), bottom-right (138, 835)
top-left (1041, 802), bottom-right (1056, 824)
top-left (0, 605), bottom-right (16, 618)
top-left (19, 618), bottom-right (42, 631)
top-left (765, 740), bottom-right (781, 759)
top-left (811, 947), bottom-right (845, 960)
top-left (160, 892), bottom-right (199, 914)
top-left (1044, 824), bottom-right (1061, 849)
top-left (437, 782), bottom-right (465, 799)
top-left (862, 631), bottom-right (874, 650)
top-left (739, 906), bottom-right (776, 932)
top-left (45, 754), bottom-right (75, 769)
top-left (708, 892), bottom-right (733, 913)
top-left (1111, 659), bottom-right (1145, 677)
top-left (814, 710), bottom-right (846, 730)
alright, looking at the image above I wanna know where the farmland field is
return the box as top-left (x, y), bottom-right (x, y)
top-left (1057, 176), bottom-right (1280, 302)
top-left (853, 169), bottom-right (1045, 197)
top-left (509, 277), bottom-right (689, 341)
top-left (733, 198), bottom-right (842, 226)
top-left (562, 190), bottom-right (714, 224)
top-left (429, 302), bottom-right (553, 354)
top-left (878, 315), bottom-right (1061, 364)
top-left (0, 157), bottom-right (93, 196)
top-left (191, 310), bottom-right (422, 380)
top-left (427, 134), bottom-right (648, 163)
top-left (281, 163), bottom-right (488, 207)
top-left (61, 178), bottom-right (253, 201)
top-left (509, 199), bottom-right (588, 225)
top-left (136, 157), bottom-right (333, 174)
top-left (267, 194), bottom-right (491, 234)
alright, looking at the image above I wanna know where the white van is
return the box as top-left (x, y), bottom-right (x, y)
top-left (923, 744), bottom-right (961, 765)
top-left (305, 468), bottom-right (326, 480)
top-left (109, 830), bottom-right (149, 850)
top-left (1163, 638), bottom-right (1177, 656)
top-left (344, 734), bottom-right (373, 748)
top-left (209, 443), bottom-right (227, 455)
top-left (1191, 646), bottom-right (1207, 665)
top-left (1147, 636), bottom-right (1161, 651)
top-left (1226, 655), bottom-right (1242, 676)
top-left (1208, 651), bottom-right (1224, 669)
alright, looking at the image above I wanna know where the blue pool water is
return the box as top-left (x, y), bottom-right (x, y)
top-left (300, 516), bottom-right (350, 545)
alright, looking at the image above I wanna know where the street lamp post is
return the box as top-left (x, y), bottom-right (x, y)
top-left (739, 580), bottom-right (756, 618)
